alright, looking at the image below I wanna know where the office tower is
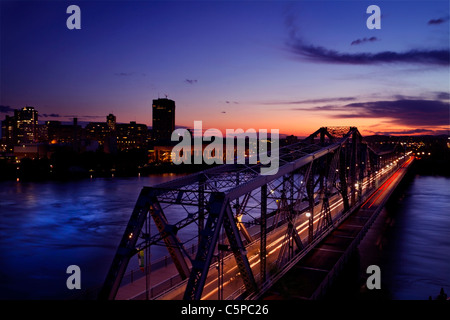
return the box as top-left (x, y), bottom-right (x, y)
top-left (116, 121), bottom-right (148, 151)
top-left (1, 115), bottom-right (15, 152)
top-left (107, 113), bottom-right (116, 132)
top-left (14, 106), bottom-right (38, 144)
top-left (152, 98), bottom-right (175, 143)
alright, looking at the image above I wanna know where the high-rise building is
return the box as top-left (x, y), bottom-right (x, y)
top-left (152, 98), bottom-right (175, 143)
top-left (14, 106), bottom-right (38, 144)
top-left (1, 115), bottom-right (15, 152)
top-left (85, 122), bottom-right (110, 144)
top-left (116, 121), bottom-right (148, 151)
top-left (46, 118), bottom-right (81, 145)
top-left (107, 113), bottom-right (116, 132)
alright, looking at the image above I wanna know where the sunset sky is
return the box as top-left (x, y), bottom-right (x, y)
top-left (1, 0), bottom-right (449, 137)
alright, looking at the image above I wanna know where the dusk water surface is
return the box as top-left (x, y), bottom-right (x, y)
top-left (0, 174), bottom-right (185, 299)
top-left (0, 174), bottom-right (448, 299)
top-left (379, 175), bottom-right (450, 299)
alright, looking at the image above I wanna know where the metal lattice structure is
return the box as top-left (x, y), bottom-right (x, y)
top-left (98, 127), bottom-right (403, 300)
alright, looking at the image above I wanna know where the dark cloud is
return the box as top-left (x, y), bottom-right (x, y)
top-left (41, 113), bottom-right (60, 118)
top-left (285, 13), bottom-right (449, 66)
top-left (66, 115), bottom-right (104, 120)
top-left (351, 37), bottom-right (378, 46)
top-left (428, 16), bottom-right (449, 25)
top-left (264, 96), bottom-right (356, 105)
top-left (434, 91), bottom-right (450, 100)
top-left (0, 105), bottom-right (14, 113)
top-left (185, 79), bottom-right (198, 85)
top-left (114, 72), bottom-right (133, 76)
top-left (289, 40), bottom-right (450, 66)
top-left (296, 99), bottom-right (449, 127)
top-left (114, 72), bottom-right (146, 77)
top-left (369, 128), bottom-right (434, 135)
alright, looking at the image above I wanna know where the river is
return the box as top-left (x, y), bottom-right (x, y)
top-left (328, 173), bottom-right (450, 300)
top-left (0, 172), bottom-right (449, 299)
top-left (0, 173), bottom-right (186, 299)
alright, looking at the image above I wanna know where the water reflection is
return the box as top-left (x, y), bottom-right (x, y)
top-left (0, 174), bottom-right (184, 299)
top-left (383, 176), bottom-right (450, 299)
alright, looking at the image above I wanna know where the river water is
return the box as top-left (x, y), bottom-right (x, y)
top-left (0, 173), bottom-right (186, 299)
top-left (0, 173), bottom-right (449, 299)
top-left (374, 174), bottom-right (450, 299)
top-left (329, 173), bottom-right (450, 300)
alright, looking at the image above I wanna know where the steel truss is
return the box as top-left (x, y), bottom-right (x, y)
top-left (99, 126), bottom-right (394, 300)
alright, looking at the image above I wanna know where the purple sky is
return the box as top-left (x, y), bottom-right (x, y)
top-left (1, 0), bottom-right (449, 137)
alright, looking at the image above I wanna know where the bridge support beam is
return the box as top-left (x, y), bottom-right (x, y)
top-left (183, 192), bottom-right (256, 300)
top-left (98, 188), bottom-right (152, 300)
top-left (184, 192), bottom-right (226, 300)
top-left (307, 164), bottom-right (315, 243)
top-left (148, 197), bottom-right (190, 280)
top-left (100, 126), bottom-right (395, 301)
top-left (260, 184), bottom-right (267, 283)
top-left (224, 204), bottom-right (257, 295)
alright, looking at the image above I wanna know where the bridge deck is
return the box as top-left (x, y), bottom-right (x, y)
top-left (262, 157), bottom-right (412, 299)
top-left (114, 156), bottom-right (413, 300)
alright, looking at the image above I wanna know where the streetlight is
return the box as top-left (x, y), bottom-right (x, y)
top-left (305, 212), bottom-right (313, 243)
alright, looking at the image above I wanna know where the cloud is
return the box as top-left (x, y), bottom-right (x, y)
top-left (114, 72), bottom-right (146, 77)
top-left (185, 79), bottom-right (198, 85)
top-left (114, 72), bottom-right (133, 76)
top-left (263, 96), bottom-right (356, 105)
top-left (428, 16), bottom-right (449, 25)
top-left (288, 40), bottom-right (450, 66)
top-left (41, 113), bottom-right (61, 118)
top-left (0, 105), bottom-right (14, 113)
top-left (368, 128), bottom-right (435, 135)
top-left (296, 99), bottom-right (449, 127)
top-left (351, 37), bottom-right (378, 46)
top-left (285, 13), bottom-right (449, 66)
top-left (434, 91), bottom-right (450, 100)
top-left (65, 114), bottom-right (104, 121)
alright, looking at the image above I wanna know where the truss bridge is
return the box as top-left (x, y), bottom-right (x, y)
top-left (98, 126), bottom-right (412, 300)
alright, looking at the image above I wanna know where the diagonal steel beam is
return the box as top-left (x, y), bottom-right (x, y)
top-left (223, 202), bottom-right (257, 295)
top-left (183, 192), bottom-right (227, 300)
top-left (98, 188), bottom-right (151, 300)
top-left (148, 195), bottom-right (190, 279)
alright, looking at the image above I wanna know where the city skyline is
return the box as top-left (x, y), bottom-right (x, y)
top-left (1, 1), bottom-right (449, 137)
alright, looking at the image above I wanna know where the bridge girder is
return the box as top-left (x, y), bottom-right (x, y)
top-left (99, 126), bottom-right (401, 300)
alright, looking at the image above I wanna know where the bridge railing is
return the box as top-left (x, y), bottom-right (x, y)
top-left (128, 272), bottom-right (184, 300)
top-left (119, 242), bottom-right (197, 287)
top-left (121, 180), bottom-right (377, 300)
top-left (113, 156), bottom-right (410, 300)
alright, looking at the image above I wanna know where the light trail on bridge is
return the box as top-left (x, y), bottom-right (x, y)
top-left (116, 153), bottom-right (411, 300)
top-left (201, 155), bottom-right (413, 300)
top-left (362, 156), bottom-right (413, 209)
top-left (100, 127), bottom-right (412, 301)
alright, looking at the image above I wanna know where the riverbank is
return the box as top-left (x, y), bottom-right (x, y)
top-left (0, 157), bottom-right (211, 182)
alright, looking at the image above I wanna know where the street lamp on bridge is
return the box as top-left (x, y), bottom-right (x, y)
top-left (305, 212), bottom-right (313, 244)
